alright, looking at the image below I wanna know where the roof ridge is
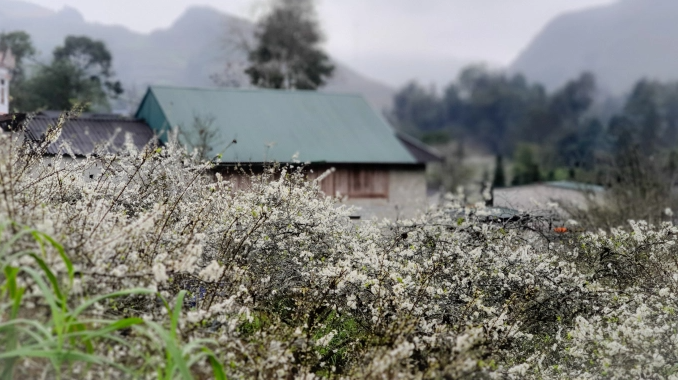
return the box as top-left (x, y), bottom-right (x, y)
top-left (31, 116), bottom-right (143, 122)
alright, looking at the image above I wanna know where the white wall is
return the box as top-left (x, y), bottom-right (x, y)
top-left (0, 67), bottom-right (9, 114)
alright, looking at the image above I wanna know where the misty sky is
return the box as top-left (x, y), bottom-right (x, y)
top-left (28, 0), bottom-right (616, 86)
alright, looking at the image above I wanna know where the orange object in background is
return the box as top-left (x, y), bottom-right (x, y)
top-left (553, 227), bottom-right (568, 233)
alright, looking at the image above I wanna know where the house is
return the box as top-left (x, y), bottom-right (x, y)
top-left (493, 181), bottom-right (605, 212)
top-left (135, 86), bottom-right (441, 219)
top-left (0, 47), bottom-right (16, 114)
top-left (0, 110), bottom-right (157, 180)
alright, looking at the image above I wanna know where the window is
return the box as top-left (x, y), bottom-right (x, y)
top-left (316, 166), bottom-right (389, 199)
top-left (215, 166), bottom-right (390, 199)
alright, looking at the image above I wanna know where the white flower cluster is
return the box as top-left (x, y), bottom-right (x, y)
top-left (1, 118), bottom-right (677, 379)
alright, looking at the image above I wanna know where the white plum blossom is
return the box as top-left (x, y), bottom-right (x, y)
top-left (1, 116), bottom-right (677, 379)
top-left (199, 260), bottom-right (222, 282)
top-left (315, 330), bottom-right (337, 347)
top-left (152, 262), bottom-right (168, 283)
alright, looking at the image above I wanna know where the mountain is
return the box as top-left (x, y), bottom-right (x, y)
top-left (511, 0), bottom-right (678, 95)
top-left (0, 1), bottom-right (395, 111)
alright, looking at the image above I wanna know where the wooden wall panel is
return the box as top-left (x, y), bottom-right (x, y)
top-left (217, 165), bottom-right (389, 199)
top-left (316, 166), bottom-right (389, 199)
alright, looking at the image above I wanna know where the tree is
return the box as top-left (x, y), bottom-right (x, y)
top-left (548, 72), bottom-right (596, 125)
top-left (624, 79), bottom-right (662, 154)
top-left (456, 66), bottom-right (546, 155)
top-left (245, 0), bottom-right (334, 90)
top-left (492, 155), bottom-right (506, 188)
top-left (0, 31), bottom-right (37, 112)
top-left (53, 36), bottom-right (123, 99)
top-left (511, 144), bottom-right (542, 186)
top-left (0, 31), bottom-right (36, 82)
top-left (20, 35), bottom-right (123, 112)
top-left (392, 82), bottom-right (443, 135)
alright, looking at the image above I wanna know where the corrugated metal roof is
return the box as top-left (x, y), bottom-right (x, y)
top-left (22, 115), bottom-right (156, 156)
top-left (137, 86), bottom-right (417, 164)
top-left (546, 181), bottom-right (605, 193)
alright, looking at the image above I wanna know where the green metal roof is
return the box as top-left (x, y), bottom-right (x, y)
top-left (136, 86), bottom-right (417, 164)
top-left (546, 181), bottom-right (605, 193)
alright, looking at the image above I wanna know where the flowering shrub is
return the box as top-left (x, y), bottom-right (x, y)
top-left (1, 113), bottom-right (677, 379)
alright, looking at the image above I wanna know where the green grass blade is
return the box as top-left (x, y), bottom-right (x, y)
top-left (0, 318), bottom-right (54, 339)
top-left (203, 348), bottom-right (226, 380)
top-left (1, 324), bottom-right (52, 346)
top-left (79, 317), bottom-right (144, 342)
top-left (170, 291), bottom-right (186, 341)
top-left (3, 266), bottom-right (24, 318)
top-left (28, 253), bottom-right (66, 303)
top-left (20, 267), bottom-right (62, 327)
top-left (32, 231), bottom-right (73, 284)
top-left (145, 320), bottom-right (193, 380)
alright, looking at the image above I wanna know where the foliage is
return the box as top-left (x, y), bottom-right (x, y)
top-left (390, 68), bottom-right (602, 186)
top-left (1, 110), bottom-right (677, 378)
top-left (392, 82), bottom-right (445, 135)
top-left (0, 31), bottom-right (37, 113)
top-left (511, 144), bottom-right (542, 186)
top-left (53, 36), bottom-right (124, 99)
top-left (391, 66), bottom-right (553, 156)
top-left (12, 35), bottom-right (123, 112)
top-left (492, 154), bottom-right (506, 188)
top-left (245, 0), bottom-right (334, 90)
top-left (392, 65), bottom-right (678, 194)
top-left (0, 31), bottom-right (36, 83)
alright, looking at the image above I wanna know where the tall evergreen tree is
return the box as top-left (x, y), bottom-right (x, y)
top-left (246, 0), bottom-right (334, 90)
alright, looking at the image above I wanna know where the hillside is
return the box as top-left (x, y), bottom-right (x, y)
top-left (0, 1), bottom-right (395, 111)
top-left (511, 0), bottom-right (678, 94)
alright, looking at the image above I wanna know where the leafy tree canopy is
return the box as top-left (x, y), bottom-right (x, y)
top-left (0, 31), bottom-right (36, 81)
top-left (17, 35), bottom-right (123, 112)
top-left (245, 0), bottom-right (334, 90)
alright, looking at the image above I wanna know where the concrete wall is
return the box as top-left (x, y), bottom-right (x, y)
top-left (493, 184), bottom-right (603, 212)
top-left (0, 67), bottom-right (9, 114)
top-left (42, 156), bottom-right (105, 182)
top-left (345, 168), bottom-right (428, 220)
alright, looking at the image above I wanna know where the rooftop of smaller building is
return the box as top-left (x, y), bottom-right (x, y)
top-left (1, 112), bottom-right (156, 156)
